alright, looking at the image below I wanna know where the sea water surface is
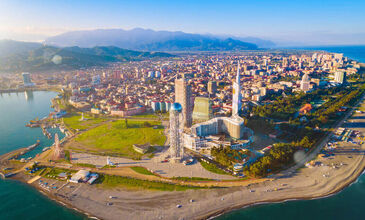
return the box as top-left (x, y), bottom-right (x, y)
top-left (217, 46), bottom-right (365, 220)
top-left (0, 91), bottom-right (85, 220)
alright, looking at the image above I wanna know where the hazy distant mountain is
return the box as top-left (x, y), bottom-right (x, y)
top-left (0, 40), bottom-right (42, 57)
top-left (235, 37), bottom-right (276, 48)
top-left (0, 40), bottom-right (173, 73)
top-left (208, 34), bottom-right (276, 48)
top-left (45, 28), bottom-right (259, 51)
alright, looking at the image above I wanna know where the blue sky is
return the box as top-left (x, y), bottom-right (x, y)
top-left (0, 0), bottom-right (364, 45)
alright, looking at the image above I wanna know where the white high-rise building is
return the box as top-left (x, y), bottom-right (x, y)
top-left (300, 73), bottom-right (311, 92)
top-left (232, 63), bottom-right (242, 116)
top-left (175, 75), bottom-right (192, 128)
top-left (22, 72), bottom-right (34, 86)
top-left (335, 71), bottom-right (346, 84)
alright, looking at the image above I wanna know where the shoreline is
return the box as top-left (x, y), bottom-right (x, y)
top-left (6, 152), bottom-right (365, 220)
top-left (205, 165), bottom-right (365, 220)
top-left (9, 173), bottom-right (100, 220)
top-left (0, 86), bottom-right (61, 94)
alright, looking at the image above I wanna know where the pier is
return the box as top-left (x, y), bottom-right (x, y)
top-left (41, 126), bottom-right (52, 139)
top-left (7, 141), bottom-right (41, 160)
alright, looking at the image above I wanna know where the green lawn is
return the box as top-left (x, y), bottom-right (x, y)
top-left (96, 174), bottom-right (206, 191)
top-left (43, 167), bottom-right (75, 179)
top-left (130, 113), bottom-right (159, 119)
top-left (200, 160), bottom-right (230, 175)
top-left (130, 166), bottom-right (156, 176)
top-left (63, 113), bottom-right (108, 131)
top-left (76, 163), bottom-right (96, 168)
top-left (172, 176), bottom-right (214, 181)
top-left (73, 120), bottom-right (166, 158)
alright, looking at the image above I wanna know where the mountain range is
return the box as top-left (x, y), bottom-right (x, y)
top-left (45, 28), bottom-right (271, 51)
top-left (0, 40), bottom-right (173, 73)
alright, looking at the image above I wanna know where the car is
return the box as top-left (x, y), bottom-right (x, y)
top-left (161, 159), bottom-right (169, 163)
top-left (176, 204), bottom-right (182, 208)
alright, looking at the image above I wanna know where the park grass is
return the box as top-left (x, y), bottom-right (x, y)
top-left (43, 167), bottom-right (75, 179)
top-left (64, 150), bottom-right (71, 162)
top-left (76, 163), bottom-right (96, 168)
top-left (130, 113), bottom-right (159, 119)
top-left (101, 165), bottom-right (117, 169)
top-left (62, 113), bottom-right (108, 131)
top-left (73, 120), bottom-right (166, 158)
top-left (200, 161), bottom-right (230, 175)
top-left (96, 174), bottom-right (206, 191)
top-left (171, 176), bottom-right (214, 181)
top-left (130, 166), bottom-right (156, 176)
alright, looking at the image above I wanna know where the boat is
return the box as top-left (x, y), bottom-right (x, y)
top-left (42, 147), bottom-right (51, 152)
top-left (41, 126), bottom-right (52, 139)
top-left (26, 123), bottom-right (40, 128)
top-left (59, 126), bottom-right (66, 133)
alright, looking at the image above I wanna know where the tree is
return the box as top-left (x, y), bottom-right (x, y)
top-left (143, 121), bottom-right (152, 127)
top-left (125, 118), bottom-right (129, 128)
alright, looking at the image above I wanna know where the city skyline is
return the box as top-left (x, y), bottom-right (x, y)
top-left (0, 0), bottom-right (365, 46)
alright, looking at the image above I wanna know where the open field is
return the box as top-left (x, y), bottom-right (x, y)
top-left (67, 120), bottom-right (166, 158)
top-left (200, 160), bottom-right (230, 175)
top-left (130, 166), bottom-right (156, 176)
top-left (96, 174), bottom-right (206, 191)
top-left (129, 113), bottom-right (159, 119)
top-left (62, 113), bottom-right (108, 131)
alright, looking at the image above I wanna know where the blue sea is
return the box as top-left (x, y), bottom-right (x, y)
top-left (288, 45), bottom-right (365, 63)
top-left (0, 91), bottom-right (85, 220)
top-left (0, 46), bottom-right (364, 220)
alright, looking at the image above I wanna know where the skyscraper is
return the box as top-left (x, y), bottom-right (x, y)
top-left (232, 63), bottom-right (242, 116)
top-left (335, 71), bottom-right (346, 84)
top-left (208, 80), bottom-right (217, 95)
top-left (192, 97), bottom-right (213, 121)
top-left (300, 73), bottom-right (311, 92)
top-left (169, 103), bottom-right (184, 162)
top-left (22, 72), bottom-right (32, 86)
top-left (175, 75), bottom-right (192, 128)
